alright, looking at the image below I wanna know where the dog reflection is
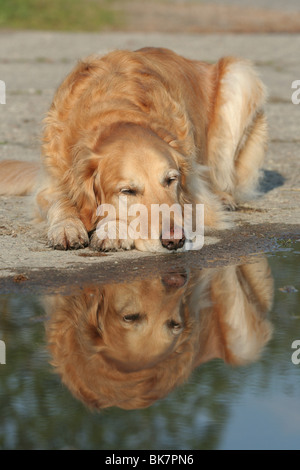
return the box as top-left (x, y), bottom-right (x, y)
top-left (44, 258), bottom-right (273, 410)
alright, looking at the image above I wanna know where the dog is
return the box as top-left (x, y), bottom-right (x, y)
top-left (0, 47), bottom-right (267, 252)
top-left (44, 258), bottom-right (273, 410)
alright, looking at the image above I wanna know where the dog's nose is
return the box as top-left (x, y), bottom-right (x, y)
top-left (161, 227), bottom-right (185, 251)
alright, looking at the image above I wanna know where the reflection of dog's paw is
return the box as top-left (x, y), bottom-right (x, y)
top-left (89, 232), bottom-right (134, 252)
top-left (48, 219), bottom-right (89, 250)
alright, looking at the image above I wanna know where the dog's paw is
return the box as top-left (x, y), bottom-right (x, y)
top-left (89, 231), bottom-right (134, 252)
top-left (48, 218), bottom-right (89, 250)
top-left (218, 192), bottom-right (237, 211)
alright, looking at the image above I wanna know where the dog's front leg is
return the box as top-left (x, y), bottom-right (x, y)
top-left (46, 196), bottom-right (89, 250)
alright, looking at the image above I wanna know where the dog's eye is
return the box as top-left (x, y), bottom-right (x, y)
top-left (123, 313), bottom-right (141, 322)
top-left (167, 319), bottom-right (183, 334)
top-left (120, 188), bottom-right (137, 196)
top-left (165, 175), bottom-right (178, 187)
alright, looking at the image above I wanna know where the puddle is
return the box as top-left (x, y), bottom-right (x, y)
top-left (0, 242), bottom-right (299, 450)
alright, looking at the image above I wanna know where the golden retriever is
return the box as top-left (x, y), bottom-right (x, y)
top-left (0, 47), bottom-right (267, 252)
top-left (44, 258), bottom-right (273, 410)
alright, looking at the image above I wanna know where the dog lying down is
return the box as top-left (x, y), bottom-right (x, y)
top-left (44, 258), bottom-right (274, 410)
top-left (0, 47), bottom-right (267, 252)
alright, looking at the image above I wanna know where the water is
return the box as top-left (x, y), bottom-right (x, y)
top-left (0, 243), bottom-right (299, 450)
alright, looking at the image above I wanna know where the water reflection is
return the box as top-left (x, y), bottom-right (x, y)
top-left (43, 257), bottom-right (274, 411)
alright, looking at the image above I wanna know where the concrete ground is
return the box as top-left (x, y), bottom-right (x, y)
top-left (0, 31), bottom-right (299, 292)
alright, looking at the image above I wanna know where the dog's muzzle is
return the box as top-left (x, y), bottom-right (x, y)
top-left (160, 226), bottom-right (186, 251)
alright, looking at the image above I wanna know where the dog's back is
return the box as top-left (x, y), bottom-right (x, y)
top-left (0, 160), bottom-right (40, 196)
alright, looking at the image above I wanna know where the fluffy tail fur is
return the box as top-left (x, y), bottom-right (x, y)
top-left (0, 160), bottom-right (40, 196)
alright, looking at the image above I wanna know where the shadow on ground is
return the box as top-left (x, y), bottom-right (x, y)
top-left (259, 169), bottom-right (285, 194)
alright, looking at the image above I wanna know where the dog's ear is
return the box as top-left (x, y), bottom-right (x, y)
top-left (207, 57), bottom-right (267, 199)
top-left (72, 147), bottom-right (102, 232)
top-left (151, 121), bottom-right (195, 158)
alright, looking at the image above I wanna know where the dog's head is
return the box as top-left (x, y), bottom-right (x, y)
top-left (73, 123), bottom-right (192, 252)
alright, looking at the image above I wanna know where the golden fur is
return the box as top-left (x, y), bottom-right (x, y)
top-left (44, 258), bottom-right (273, 410)
top-left (0, 47), bottom-right (267, 252)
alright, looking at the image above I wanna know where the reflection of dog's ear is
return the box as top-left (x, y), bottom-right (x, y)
top-left (195, 259), bottom-right (273, 367)
top-left (44, 288), bottom-right (110, 409)
top-left (81, 294), bottom-right (106, 352)
top-left (49, 288), bottom-right (108, 350)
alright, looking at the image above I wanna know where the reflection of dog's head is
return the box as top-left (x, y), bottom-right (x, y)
top-left (101, 272), bottom-right (189, 372)
top-left (45, 271), bottom-right (193, 410)
top-left (45, 258), bottom-right (274, 411)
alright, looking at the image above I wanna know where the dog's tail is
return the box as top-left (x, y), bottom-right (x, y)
top-left (0, 160), bottom-right (40, 196)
